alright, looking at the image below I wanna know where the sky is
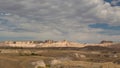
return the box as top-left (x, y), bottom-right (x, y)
top-left (0, 0), bottom-right (120, 43)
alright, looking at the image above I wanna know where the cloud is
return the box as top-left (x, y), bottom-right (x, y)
top-left (0, 0), bottom-right (120, 43)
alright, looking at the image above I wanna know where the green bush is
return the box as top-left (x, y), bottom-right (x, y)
top-left (37, 66), bottom-right (45, 68)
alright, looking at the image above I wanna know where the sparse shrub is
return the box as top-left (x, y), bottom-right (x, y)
top-left (99, 65), bottom-right (103, 68)
top-left (51, 64), bottom-right (63, 68)
top-left (71, 65), bottom-right (85, 68)
top-left (31, 53), bottom-right (38, 56)
top-left (46, 64), bottom-right (50, 68)
top-left (37, 66), bottom-right (45, 68)
top-left (113, 59), bottom-right (120, 64)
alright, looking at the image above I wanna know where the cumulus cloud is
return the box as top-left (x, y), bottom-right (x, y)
top-left (0, 0), bottom-right (120, 43)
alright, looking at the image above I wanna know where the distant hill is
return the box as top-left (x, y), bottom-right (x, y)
top-left (0, 40), bottom-right (119, 48)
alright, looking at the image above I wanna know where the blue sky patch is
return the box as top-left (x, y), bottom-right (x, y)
top-left (104, 0), bottom-right (120, 6)
top-left (104, 0), bottom-right (112, 2)
top-left (89, 23), bottom-right (120, 30)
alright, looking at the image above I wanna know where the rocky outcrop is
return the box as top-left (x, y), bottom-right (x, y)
top-left (32, 60), bottom-right (46, 68)
top-left (100, 40), bottom-right (113, 44)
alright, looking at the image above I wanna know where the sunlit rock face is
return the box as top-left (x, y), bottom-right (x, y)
top-left (104, 0), bottom-right (120, 6)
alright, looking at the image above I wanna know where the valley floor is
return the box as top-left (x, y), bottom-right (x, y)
top-left (0, 47), bottom-right (120, 68)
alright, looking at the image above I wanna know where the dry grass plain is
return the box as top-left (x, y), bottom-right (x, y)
top-left (0, 47), bottom-right (120, 68)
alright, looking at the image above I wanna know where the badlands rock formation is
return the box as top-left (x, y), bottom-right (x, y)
top-left (0, 40), bottom-right (118, 48)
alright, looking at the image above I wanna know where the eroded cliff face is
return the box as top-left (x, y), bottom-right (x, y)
top-left (0, 40), bottom-right (118, 48)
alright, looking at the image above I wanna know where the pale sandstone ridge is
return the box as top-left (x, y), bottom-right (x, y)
top-left (0, 40), bottom-right (119, 48)
top-left (37, 40), bottom-right (87, 47)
